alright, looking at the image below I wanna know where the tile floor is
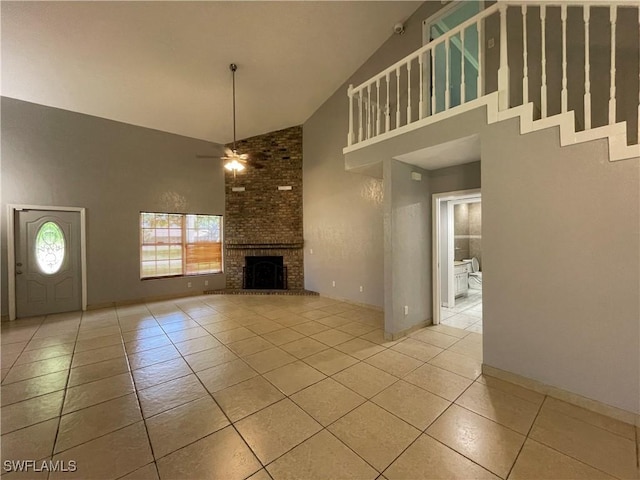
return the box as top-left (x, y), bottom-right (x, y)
top-left (441, 287), bottom-right (483, 334)
top-left (1, 294), bottom-right (638, 480)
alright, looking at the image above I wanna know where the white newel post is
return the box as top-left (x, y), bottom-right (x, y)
top-left (347, 84), bottom-right (354, 146)
top-left (584, 5), bottom-right (591, 129)
top-left (498, 2), bottom-right (510, 111)
top-left (609, 5), bottom-right (617, 125)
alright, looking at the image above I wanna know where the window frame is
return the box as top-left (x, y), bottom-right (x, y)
top-left (139, 211), bottom-right (223, 280)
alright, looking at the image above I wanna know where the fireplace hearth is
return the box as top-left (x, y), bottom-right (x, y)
top-left (243, 256), bottom-right (287, 290)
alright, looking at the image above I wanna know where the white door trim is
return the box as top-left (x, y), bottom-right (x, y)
top-left (432, 189), bottom-right (480, 325)
top-left (7, 204), bottom-right (87, 320)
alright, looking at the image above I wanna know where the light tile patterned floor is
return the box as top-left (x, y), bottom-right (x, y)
top-left (1, 294), bottom-right (638, 480)
top-left (442, 287), bottom-right (483, 334)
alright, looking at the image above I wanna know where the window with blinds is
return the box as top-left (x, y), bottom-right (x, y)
top-left (140, 212), bottom-right (222, 279)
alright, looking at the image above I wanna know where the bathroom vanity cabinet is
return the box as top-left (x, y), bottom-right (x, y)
top-left (454, 261), bottom-right (471, 298)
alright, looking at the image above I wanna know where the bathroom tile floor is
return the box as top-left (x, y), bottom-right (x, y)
top-left (2, 294), bottom-right (638, 480)
top-left (442, 287), bottom-right (483, 333)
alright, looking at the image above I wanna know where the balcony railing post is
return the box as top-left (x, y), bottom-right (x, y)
top-left (498, 2), bottom-right (510, 110)
top-left (522, 5), bottom-right (529, 105)
top-left (460, 28), bottom-right (466, 104)
top-left (396, 67), bottom-right (401, 128)
top-left (407, 60), bottom-right (412, 123)
top-left (347, 84), bottom-right (354, 146)
top-left (541, 5), bottom-right (547, 118)
top-left (584, 5), bottom-right (591, 129)
top-left (418, 54), bottom-right (424, 119)
top-left (609, 5), bottom-right (617, 125)
top-left (561, 5), bottom-right (568, 113)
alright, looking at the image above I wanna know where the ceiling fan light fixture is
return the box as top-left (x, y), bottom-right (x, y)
top-left (224, 157), bottom-right (246, 172)
top-left (224, 63), bottom-right (247, 175)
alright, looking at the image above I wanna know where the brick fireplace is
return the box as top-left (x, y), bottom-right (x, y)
top-left (224, 125), bottom-right (304, 290)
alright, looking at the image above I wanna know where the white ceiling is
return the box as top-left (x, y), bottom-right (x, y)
top-left (1, 1), bottom-right (421, 144)
top-left (394, 134), bottom-right (481, 170)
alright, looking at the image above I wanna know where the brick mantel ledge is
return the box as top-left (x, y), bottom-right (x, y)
top-left (225, 243), bottom-right (304, 250)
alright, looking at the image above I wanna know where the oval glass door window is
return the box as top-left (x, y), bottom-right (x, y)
top-left (35, 221), bottom-right (66, 274)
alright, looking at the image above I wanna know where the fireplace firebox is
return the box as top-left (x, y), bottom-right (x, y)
top-left (243, 256), bottom-right (287, 290)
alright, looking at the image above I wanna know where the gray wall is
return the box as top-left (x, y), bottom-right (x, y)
top-left (1, 97), bottom-right (226, 315)
top-left (384, 159), bottom-right (431, 336)
top-left (482, 117), bottom-right (640, 414)
top-left (303, 2), bottom-right (447, 307)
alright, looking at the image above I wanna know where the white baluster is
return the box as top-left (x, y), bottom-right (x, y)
top-left (347, 84), bottom-right (354, 146)
top-left (460, 28), bottom-right (466, 104)
top-left (522, 5), bottom-right (529, 105)
top-left (431, 48), bottom-right (436, 114)
top-left (561, 5), bottom-right (568, 113)
top-left (386, 73), bottom-right (391, 132)
top-left (396, 67), bottom-right (401, 128)
top-left (541, 5), bottom-right (547, 119)
top-left (445, 37), bottom-right (450, 110)
top-left (367, 84), bottom-right (371, 139)
top-left (358, 92), bottom-right (363, 142)
top-left (498, 3), bottom-right (510, 110)
top-left (376, 79), bottom-right (381, 136)
top-left (609, 5), bottom-right (617, 125)
top-left (584, 5), bottom-right (591, 129)
top-left (407, 60), bottom-right (412, 123)
top-left (477, 19), bottom-right (483, 99)
top-left (419, 54), bottom-right (424, 119)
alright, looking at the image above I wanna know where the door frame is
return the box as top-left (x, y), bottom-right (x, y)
top-left (7, 204), bottom-right (87, 320)
top-left (432, 189), bottom-right (480, 325)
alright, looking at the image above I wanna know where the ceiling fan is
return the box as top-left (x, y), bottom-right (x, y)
top-left (197, 63), bottom-right (265, 175)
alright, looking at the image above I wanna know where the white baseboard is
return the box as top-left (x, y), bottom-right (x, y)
top-left (482, 364), bottom-right (640, 427)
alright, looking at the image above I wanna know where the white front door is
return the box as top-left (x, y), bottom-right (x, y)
top-left (15, 209), bottom-right (82, 317)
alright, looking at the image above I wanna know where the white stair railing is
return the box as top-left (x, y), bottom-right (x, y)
top-left (346, 0), bottom-right (639, 152)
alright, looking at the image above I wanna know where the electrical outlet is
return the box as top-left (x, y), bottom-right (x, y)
top-left (359, 286), bottom-right (363, 292)
top-left (332, 280), bottom-right (336, 287)
top-left (204, 280), bottom-right (208, 286)
top-left (309, 248), bottom-right (313, 254)
top-left (187, 281), bottom-right (192, 288)
top-left (404, 305), bottom-right (409, 315)
top-left (488, 37), bottom-right (495, 48)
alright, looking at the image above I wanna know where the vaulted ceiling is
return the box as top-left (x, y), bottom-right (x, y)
top-left (1, 1), bottom-right (421, 144)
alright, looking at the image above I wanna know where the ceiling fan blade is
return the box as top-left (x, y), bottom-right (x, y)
top-left (196, 154), bottom-right (220, 159)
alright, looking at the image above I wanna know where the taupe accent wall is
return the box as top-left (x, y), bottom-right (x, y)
top-left (303, 1), bottom-right (447, 308)
top-left (1, 97), bottom-right (226, 314)
top-left (482, 117), bottom-right (639, 414)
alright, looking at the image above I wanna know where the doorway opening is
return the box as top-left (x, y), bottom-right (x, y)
top-left (7, 205), bottom-right (87, 320)
top-left (432, 189), bottom-right (482, 333)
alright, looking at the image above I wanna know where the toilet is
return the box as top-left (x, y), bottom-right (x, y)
top-left (468, 257), bottom-right (482, 289)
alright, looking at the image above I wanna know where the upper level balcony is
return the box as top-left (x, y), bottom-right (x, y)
top-left (343, 1), bottom-right (639, 162)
